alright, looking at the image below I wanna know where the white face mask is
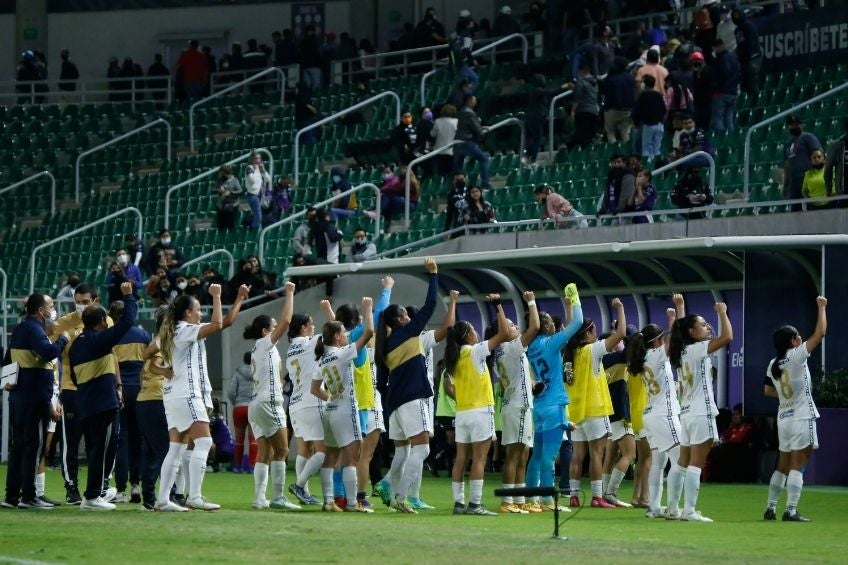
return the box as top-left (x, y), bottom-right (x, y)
top-left (685, 127), bottom-right (695, 133)
top-left (177, 281), bottom-right (188, 290)
top-left (332, 175), bottom-right (342, 183)
top-left (75, 304), bottom-right (86, 315)
top-left (161, 238), bottom-right (171, 246)
top-left (117, 254), bottom-right (128, 265)
top-left (355, 237), bottom-right (366, 244)
top-left (44, 307), bottom-right (58, 321)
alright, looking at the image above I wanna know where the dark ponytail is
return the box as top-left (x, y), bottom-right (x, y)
top-left (243, 314), bottom-right (272, 340)
top-left (315, 321), bottom-right (344, 360)
top-left (627, 323), bottom-right (664, 375)
top-left (375, 304), bottom-right (404, 371)
top-left (771, 325), bottom-right (798, 381)
top-left (288, 314), bottom-right (311, 340)
top-left (668, 314), bottom-right (699, 369)
top-left (483, 321), bottom-right (498, 378)
top-left (565, 318), bottom-right (595, 363)
top-left (444, 321), bottom-right (472, 376)
top-left (335, 304), bottom-right (360, 330)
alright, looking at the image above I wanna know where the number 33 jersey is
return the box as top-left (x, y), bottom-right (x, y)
top-left (640, 346), bottom-right (680, 418)
top-left (766, 344), bottom-right (819, 421)
top-left (678, 341), bottom-right (718, 418)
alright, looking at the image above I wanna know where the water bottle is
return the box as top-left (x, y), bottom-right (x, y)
top-left (564, 361), bottom-right (574, 385)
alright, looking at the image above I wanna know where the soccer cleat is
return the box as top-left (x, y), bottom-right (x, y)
top-left (682, 510), bottom-right (714, 522)
top-left (322, 501), bottom-right (343, 512)
top-left (453, 502), bottom-right (467, 515)
top-left (334, 495), bottom-right (348, 510)
top-left (782, 511), bottom-right (812, 522)
top-left (171, 494), bottom-right (187, 507)
top-left (603, 494), bottom-right (633, 508)
top-left (101, 487), bottom-right (118, 503)
top-left (270, 496), bottom-right (302, 511)
top-left (252, 499), bottom-right (271, 509)
top-left (288, 484), bottom-right (312, 505)
top-left (374, 479), bottom-right (393, 507)
top-left (664, 508), bottom-right (682, 520)
top-left (591, 496), bottom-right (617, 508)
top-left (37, 494), bottom-right (62, 506)
top-left (305, 493), bottom-right (321, 505)
top-left (408, 497), bottom-right (436, 510)
top-left (1, 498), bottom-right (19, 509)
top-left (80, 497), bottom-right (115, 511)
top-left (344, 502), bottom-right (372, 513)
top-left (18, 498), bottom-right (54, 510)
top-left (499, 503), bottom-right (528, 514)
top-left (188, 496), bottom-right (221, 511)
top-left (645, 506), bottom-right (667, 519)
top-left (154, 500), bottom-right (189, 512)
top-left (130, 485), bottom-right (142, 504)
top-left (521, 502), bottom-right (544, 513)
top-left (465, 503), bottom-right (497, 516)
top-left (112, 492), bottom-right (129, 503)
top-left (764, 507), bottom-right (777, 521)
top-left (65, 489), bottom-right (82, 505)
top-left (140, 502), bottom-right (155, 512)
top-left (541, 501), bottom-right (572, 513)
top-left (569, 495), bottom-right (581, 508)
top-left (391, 497), bottom-right (418, 514)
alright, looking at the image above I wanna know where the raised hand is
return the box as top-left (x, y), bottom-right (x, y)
top-left (611, 297), bottom-right (623, 309)
top-left (362, 296), bottom-right (373, 309)
top-left (284, 281), bottom-right (296, 295)
top-left (714, 302), bottom-right (727, 314)
top-left (208, 283), bottom-right (221, 297)
top-left (381, 276), bottom-right (395, 289)
top-left (120, 281), bottom-right (133, 296)
top-left (424, 256), bottom-right (438, 274)
top-left (672, 293), bottom-right (684, 307)
top-left (237, 284), bottom-right (251, 300)
top-left (523, 290), bottom-right (536, 303)
top-left (449, 289), bottom-right (460, 301)
top-left (816, 296), bottom-right (828, 308)
top-left (486, 293), bottom-right (501, 302)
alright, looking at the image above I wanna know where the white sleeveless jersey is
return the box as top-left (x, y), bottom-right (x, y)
top-left (641, 346), bottom-right (680, 417)
top-left (767, 343), bottom-right (819, 421)
top-left (494, 337), bottom-right (533, 410)
top-left (286, 335), bottom-right (322, 411)
top-left (163, 321), bottom-right (210, 401)
top-left (251, 334), bottom-right (283, 404)
top-left (318, 344), bottom-right (358, 408)
top-left (678, 341), bottom-right (718, 417)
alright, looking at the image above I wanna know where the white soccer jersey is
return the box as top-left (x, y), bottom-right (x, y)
top-left (163, 321), bottom-right (210, 401)
top-left (420, 330), bottom-right (437, 388)
top-left (678, 341), bottom-right (718, 417)
top-left (318, 344), bottom-right (358, 407)
top-left (767, 343), bottom-right (819, 421)
top-left (495, 337), bottom-right (533, 410)
top-left (641, 346), bottom-right (680, 417)
top-left (287, 335), bottom-right (322, 411)
top-left (251, 334), bottom-right (283, 404)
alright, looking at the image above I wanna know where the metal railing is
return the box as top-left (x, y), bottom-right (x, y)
top-left (75, 117), bottom-right (171, 202)
top-left (743, 80), bottom-right (848, 196)
top-left (176, 249), bottom-right (236, 279)
top-left (548, 90), bottom-right (573, 154)
top-left (0, 171), bottom-right (57, 216)
top-left (293, 91), bottom-right (401, 185)
top-left (0, 75), bottom-right (172, 107)
top-left (29, 207), bottom-right (143, 295)
top-left (651, 151), bottom-right (717, 194)
top-left (258, 183), bottom-right (382, 265)
top-left (0, 266), bottom-right (7, 352)
top-left (209, 65), bottom-right (297, 95)
top-left (164, 148), bottom-right (274, 229)
top-left (190, 67), bottom-right (286, 152)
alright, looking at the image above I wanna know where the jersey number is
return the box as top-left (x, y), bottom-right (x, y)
top-left (290, 359), bottom-right (302, 387)
top-left (679, 364), bottom-right (695, 395)
top-left (535, 359), bottom-right (550, 382)
top-left (322, 365), bottom-right (344, 397)
top-left (779, 369), bottom-right (794, 399)
top-left (642, 368), bottom-right (661, 397)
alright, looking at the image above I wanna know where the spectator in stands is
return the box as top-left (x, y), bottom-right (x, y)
top-left (671, 167), bottom-right (713, 219)
top-left (214, 164), bottom-right (242, 231)
top-left (309, 207), bottom-right (343, 265)
top-left (229, 257), bottom-right (266, 301)
top-left (272, 31), bottom-right (286, 67)
top-left (478, 18), bottom-right (492, 39)
top-left (341, 81), bottom-right (373, 126)
top-left (14, 50), bottom-right (38, 103)
top-left (184, 274), bottom-right (203, 302)
top-left (524, 74), bottom-right (565, 164)
top-left (415, 7), bottom-right (447, 47)
top-left (716, 6), bottom-right (736, 52)
top-left (229, 42), bottom-right (245, 76)
top-left (590, 25), bottom-right (619, 80)
top-left (365, 166), bottom-right (419, 226)
top-left (676, 113), bottom-right (713, 168)
top-left (445, 172), bottom-right (468, 235)
top-left (290, 253), bottom-right (334, 297)
top-left (358, 39), bottom-right (378, 81)
top-left (279, 29), bottom-right (299, 67)
top-left (299, 25), bottom-right (322, 89)
top-left (692, 0), bottom-right (719, 61)
top-left (106, 57), bottom-right (122, 102)
top-left (417, 107), bottom-right (435, 151)
top-left (146, 54), bottom-right (170, 108)
top-left (328, 167), bottom-right (357, 221)
top-left (460, 186), bottom-right (496, 232)
top-left (524, 1), bottom-right (546, 32)
top-left (244, 152), bottom-right (271, 231)
top-left (802, 149), bottom-right (830, 209)
top-left (689, 51), bottom-right (713, 130)
top-left (431, 104), bottom-right (459, 178)
top-left (173, 275), bottom-right (191, 299)
top-left (144, 229), bottom-right (184, 276)
top-left (56, 272), bottom-right (81, 313)
top-left (243, 38), bottom-right (267, 72)
top-left (201, 47), bottom-right (216, 96)
top-left (349, 227), bottom-right (378, 262)
top-left (632, 75), bottom-right (666, 163)
top-left (152, 275), bottom-right (177, 307)
top-left (450, 15), bottom-right (478, 88)
top-left (783, 115), bottom-right (822, 211)
top-left (263, 176), bottom-right (292, 226)
top-left (603, 58), bottom-right (635, 144)
top-left (664, 72), bottom-right (695, 126)
top-left (124, 234), bottom-right (144, 267)
top-left (709, 39), bottom-right (739, 134)
top-left (175, 40), bottom-right (208, 102)
top-left (600, 154), bottom-right (636, 219)
top-left (200, 266), bottom-right (225, 306)
top-left (295, 82), bottom-right (319, 145)
top-left (634, 48), bottom-right (668, 95)
top-left (564, 64), bottom-right (600, 150)
top-left (627, 154), bottom-right (643, 175)
top-left (108, 249), bottom-right (143, 300)
top-left (57, 49), bottom-right (79, 102)
top-left (825, 118), bottom-right (848, 203)
top-left (454, 94), bottom-right (492, 189)
top-left (293, 208), bottom-right (314, 258)
top-left (534, 184), bottom-right (589, 228)
top-left (632, 170), bottom-right (658, 224)
top-left (731, 8), bottom-right (761, 100)
top-left (120, 57), bottom-right (144, 102)
top-left (493, 5), bottom-right (521, 45)
top-left (392, 112), bottom-right (420, 165)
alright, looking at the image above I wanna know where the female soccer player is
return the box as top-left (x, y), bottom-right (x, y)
top-left (444, 294), bottom-right (511, 516)
top-left (566, 297), bottom-right (626, 509)
top-left (244, 282), bottom-right (301, 511)
top-left (762, 296), bottom-right (827, 522)
top-left (311, 297), bottom-right (374, 513)
top-left (669, 301), bottom-right (733, 522)
top-left (492, 291), bottom-right (540, 514)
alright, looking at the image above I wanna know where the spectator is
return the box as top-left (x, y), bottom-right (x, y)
top-left (15, 50), bottom-right (41, 104)
top-left (632, 170), bottom-right (658, 223)
top-left (600, 154), bottom-right (636, 218)
top-left (564, 64), bottom-right (600, 150)
top-left (448, 79), bottom-right (475, 109)
top-left (454, 95), bottom-right (492, 189)
top-left (707, 403), bottom-right (757, 483)
top-left (120, 57), bottom-right (144, 102)
top-left (108, 249), bottom-right (143, 300)
top-left (184, 274), bottom-right (204, 302)
top-left (431, 104), bottom-right (459, 178)
top-left (731, 8), bottom-right (761, 100)
top-left (603, 58), bottom-right (635, 144)
top-left (263, 176), bottom-right (292, 226)
top-left (144, 229), bottom-right (184, 276)
top-left (173, 275), bottom-right (190, 299)
top-left (308, 207), bottom-right (342, 265)
top-left (271, 31), bottom-right (286, 67)
top-left (445, 172), bottom-right (468, 235)
top-left (710, 39), bottom-right (740, 134)
top-left (214, 164), bottom-right (242, 230)
top-left (201, 46), bottom-right (216, 96)
top-left (326, 166), bottom-right (356, 222)
top-left (244, 152), bottom-right (271, 231)
top-left (229, 257), bottom-right (266, 301)
top-left (716, 6), bottom-right (737, 52)
top-left (124, 234), bottom-right (144, 267)
top-left (632, 75), bottom-right (666, 163)
top-left (534, 184), bottom-right (589, 228)
top-left (692, 0), bottom-right (719, 60)
top-left (396, 22), bottom-right (417, 51)
top-left (349, 227), bottom-right (378, 262)
top-left (299, 25), bottom-right (322, 89)
top-left (295, 82), bottom-right (319, 145)
top-left (227, 352), bottom-right (256, 473)
top-left (664, 72), bottom-right (695, 125)
top-left (478, 18), bottom-right (492, 39)
top-left (689, 51), bottom-right (713, 131)
top-left (671, 167), bottom-right (713, 219)
top-left (58, 49), bottom-right (79, 101)
top-left (524, 1), bottom-right (546, 32)
top-left (525, 74), bottom-right (565, 164)
top-left (391, 112), bottom-right (419, 165)
top-left (493, 5), bottom-right (521, 37)
top-left (175, 39), bottom-right (208, 102)
top-left (449, 16), bottom-right (478, 88)
top-left (364, 166), bottom-right (419, 226)
top-left (292, 209), bottom-right (314, 257)
top-left (56, 271), bottom-right (81, 313)
top-left (627, 154), bottom-right (643, 175)
top-left (824, 118), bottom-right (848, 202)
top-left (289, 252), bottom-right (334, 297)
top-left (783, 115), bottom-right (822, 210)
top-left (417, 107), bottom-right (435, 152)
top-left (106, 57), bottom-right (121, 102)
top-left (151, 275), bottom-right (177, 307)
top-left (634, 48), bottom-right (668, 95)
top-left (279, 29), bottom-right (299, 67)
top-left (460, 185), bottom-right (496, 232)
top-left (677, 113), bottom-right (714, 168)
top-left (199, 266), bottom-right (226, 306)
top-left (802, 149), bottom-right (830, 209)
top-left (584, 25), bottom-right (618, 80)
top-left (414, 6), bottom-right (447, 47)
top-left (146, 54), bottom-right (170, 107)
top-left (358, 39), bottom-right (378, 80)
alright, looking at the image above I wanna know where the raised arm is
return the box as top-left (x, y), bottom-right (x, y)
top-left (550, 284), bottom-right (584, 350)
top-left (804, 296), bottom-right (827, 353)
top-left (434, 290), bottom-right (459, 343)
top-left (373, 276), bottom-right (394, 324)
top-left (354, 297), bottom-right (374, 352)
top-left (407, 257), bottom-right (439, 335)
top-left (672, 293), bottom-right (685, 319)
top-left (707, 302), bottom-right (733, 354)
top-left (604, 298), bottom-right (626, 352)
top-left (222, 284), bottom-right (250, 329)
top-left (320, 299), bottom-right (335, 322)
top-left (485, 294), bottom-right (511, 351)
top-left (270, 282), bottom-right (296, 344)
top-left (521, 290), bottom-right (540, 347)
top-left (197, 284), bottom-right (224, 340)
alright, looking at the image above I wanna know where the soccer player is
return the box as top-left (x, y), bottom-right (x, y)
top-left (311, 297), bottom-right (375, 513)
top-left (444, 294), bottom-right (511, 516)
top-left (669, 301), bottom-right (733, 522)
top-left (244, 282), bottom-right (301, 511)
top-left (762, 295), bottom-right (827, 522)
top-left (566, 297), bottom-right (626, 509)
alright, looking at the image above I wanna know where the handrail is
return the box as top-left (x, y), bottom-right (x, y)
top-left (0, 266), bottom-right (7, 352)
top-left (178, 249), bottom-right (236, 279)
top-left (651, 151), bottom-right (717, 194)
top-left (164, 148), bottom-right (274, 229)
top-left (0, 75), bottom-right (172, 107)
top-left (420, 33), bottom-right (529, 105)
top-left (258, 183), bottom-right (382, 265)
top-left (293, 91), bottom-right (401, 185)
top-left (743, 80), bottom-right (848, 196)
top-left (75, 117), bottom-right (171, 203)
top-left (209, 65), bottom-right (296, 94)
top-left (190, 67), bottom-right (286, 152)
top-left (29, 207), bottom-right (143, 295)
top-left (548, 90), bottom-right (573, 155)
top-left (0, 171), bottom-right (56, 215)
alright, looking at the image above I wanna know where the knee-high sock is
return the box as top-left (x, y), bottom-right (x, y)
top-left (539, 428), bottom-right (562, 501)
top-left (470, 479), bottom-right (484, 505)
top-left (333, 468), bottom-right (345, 497)
top-left (767, 470), bottom-right (787, 510)
top-left (452, 480), bottom-right (465, 504)
top-left (296, 451), bottom-right (325, 491)
top-left (410, 472), bottom-right (423, 500)
top-left (648, 450), bottom-right (668, 511)
top-left (602, 473), bottom-right (611, 495)
top-left (682, 465), bottom-right (702, 514)
top-left (667, 462), bottom-right (686, 512)
top-left (188, 437), bottom-right (212, 501)
top-left (295, 455), bottom-right (307, 480)
top-left (174, 465), bottom-right (185, 496)
top-left (398, 444), bottom-right (429, 499)
top-left (35, 473), bottom-right (46, 497)
top-left (526, 431), bottom-right (544, 499)
top-left (157, 443), bottom-right (187, 504)
top-left (389, 444), bottom-right (410, 492)
top-left (233, 440), bottom-right (244, 470)
top-left (558, 438), bottom-right (573, 488)
top-left (785, 470), bottom-right (803, 513)
top-left (270, 461), bottom-right (285, 500)
top-left (253, 462), bottom-right (269, 503)
top-left (181, 449), bottom-right (193, 497)
top-left (320, 467), bottom-right (334, 503)
top-left (343, 466), bottom-right (358, 507)
top-left (606, 468), bottom-right (626, 496)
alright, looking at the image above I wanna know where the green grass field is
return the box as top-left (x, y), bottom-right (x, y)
top-left (1, 466), bottom-right (847, 564)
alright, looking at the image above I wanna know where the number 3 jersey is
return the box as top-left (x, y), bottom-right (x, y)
top-left (765, 343), bottom-right (819, 421)
top-left (318, 344), bottom-right (358, 408)
top-left (678, 341), bottom-right (718, 417)
top-left (640, 346), bottom-right (680, 417)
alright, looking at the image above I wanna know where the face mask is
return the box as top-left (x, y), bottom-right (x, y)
top-left (355, 237), bottom-right (366, 244)
top-left (812, 162), bottom-right (825, 169)
top-left (43, 307), bottom-right (57, 321)
top-left (789, 127), bottom-right (802, 136)
top-left (383, 173), bottom-right (393, 180)
top-left (117, 254), bottom-right (128, 265)
top-left (684, 127), bottom-right (695, 134)
top-left (161, 238), bottom-right (171, 246)
top-left (332, 175), bottom-right (342, 183)
top-left (721, 13), bottom-right (731, 22)
top-left (455, 180), bottom-right (466, 190)
top-left (75, 304), bottom-right (86, 315)
top-left (177, 281), bottom-right (187, 290)
top-left (161, 284), bottom-right (170, 291)
top-left (422, 111), bottom-right (433, 121)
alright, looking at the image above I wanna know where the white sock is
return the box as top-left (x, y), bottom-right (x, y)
top-left (667, 463), bottom-right (686, 512)
top-left (606, 468), bottom-right (626, 496)
top-left (515, 483), bottom-right (526, 505)
top-left (602, 473), bottom-right (611, 494)
top-left (591, 479), bottom-right (603, 498)
top-left (648, 450), bottom-right (668, 512)
top-left (181, 449), bottom-right (193, 497)
top-left (389, 444), bottom-right (410, 492)
top-left (174, 466), bottom-right (185, 496)
top-left (297, 451), bottom-right (325, 490)
top-left (320, 467), bottom-right (334, 503)
top-left (767, 470), bottom-right (787, 510)
top-left (470, 479), bottom-right (484, 505)
top-left (343, 466), bottom-right (358, 507)
top-left (35, 472), bottom-right (46, 497)
top-left (296, 454), bottom-right (307, 479)
top-left (785, 470), bottom-right (803, 514)
top-left (452, 481), bottom-right (465, 504)
top-left (188, 437), bottom-right (212, 501)
top-left (502, 483), bottom-right (515, 504)
top-left (410, 472), bottom-right (423, 500)
top-left (270, 461), bottom-right (285, 500)
top-left (157, 443), bottom-right (187, 504)
top-left (683, 465), bottom-right (701, 515)
top-left (569, 479), bottom-right (580, 497)
top-left (253, 462), bottom-right (269, 503)
top-left (398, 444), bottom-right (428, 499)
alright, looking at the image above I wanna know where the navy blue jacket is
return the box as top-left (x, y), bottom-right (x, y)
top-left (113, 325), bottom-right (151, 388)
top-left (712, 51), bottom-right (740, 95)
top-left (8, 317), bottom-right (68, 406)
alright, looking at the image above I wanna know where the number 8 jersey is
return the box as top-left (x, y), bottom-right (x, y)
top-left (640, 346), bottom-right (680, 417)
top-left (766, 344), bottom-right (819, 421)
top-left (678, 341), bottom-right (718, 417)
